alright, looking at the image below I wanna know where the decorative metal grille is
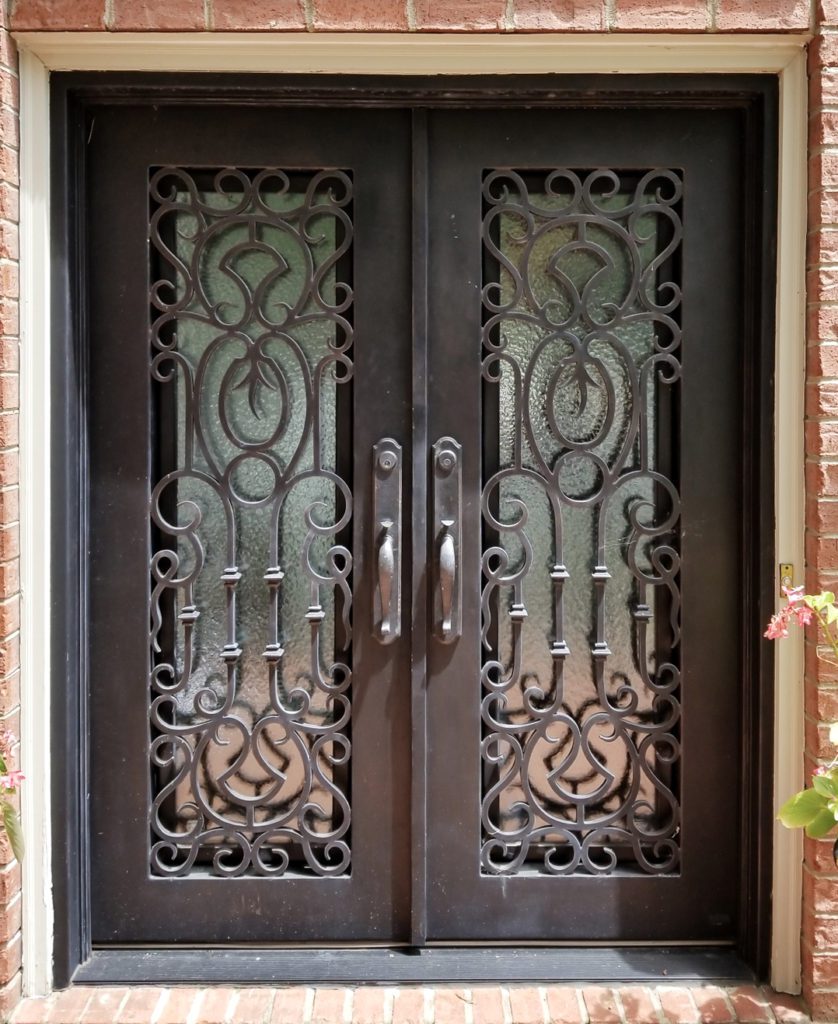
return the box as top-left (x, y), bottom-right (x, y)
top-left (148, 167), bottom-right (354, 878)
top-left (480, 168), bottom-right (683, 876)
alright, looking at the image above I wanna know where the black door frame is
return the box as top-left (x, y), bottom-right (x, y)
top-left (50, 73), bottom-right (778, 987)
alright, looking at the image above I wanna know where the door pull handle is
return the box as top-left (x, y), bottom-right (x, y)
top-left (377, 522), bottom-right (395, 640)
top-left (372, 440), bottom-right (401, 644)
top-left (432, 438), bottom-right (462, 643)
top-left (438, 521), bottom-right (456, 639)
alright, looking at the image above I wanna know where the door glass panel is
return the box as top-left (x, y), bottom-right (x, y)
top-left (148, 167), bottom-right (353, 878)
top-left (480, 169), bottom-right (683, 876)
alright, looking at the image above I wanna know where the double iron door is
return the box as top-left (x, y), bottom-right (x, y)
top-left (86, 98), bottom-right (758, 950)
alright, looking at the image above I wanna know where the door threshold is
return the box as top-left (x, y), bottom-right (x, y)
top-left (74, 946), bottom-right (754, 986)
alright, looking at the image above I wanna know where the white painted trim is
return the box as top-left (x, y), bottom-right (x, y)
top-left (13, 31), bottom-right (809, 75)
top-left (18, 49), bottom-right (53, 998)
top-left (12, 31), bottom-right (807, 995)
top-left (771, 48), bottom-right (808, 995)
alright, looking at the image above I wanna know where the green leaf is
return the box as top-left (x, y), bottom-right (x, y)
top-left (778, 787), bottom-right (829, 828)
top-left (807, 593), bottom-right (836, 611)
top-left (3, 803), bottom-right (24, 863)
top-left (813, 774), bottom-right (836, 797)
top-left (807, 808), bottom-right (838, 839)
top-left (825, 605), bottom-right (838, 625)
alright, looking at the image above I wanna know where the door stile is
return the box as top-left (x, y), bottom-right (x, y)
top-left (410, 108), bottom-right (430, 947)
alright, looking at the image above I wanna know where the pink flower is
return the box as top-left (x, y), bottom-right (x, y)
top-left (783, 585), bottom-right (806, 605)
top-left (765, 612), bottom-right (790, 639)
top-left (793, 605), bottom-right (815, 627)
top-left (0, 770), bottom-right (24, 791)
top-left (815, 765), bottom-right (829, 776)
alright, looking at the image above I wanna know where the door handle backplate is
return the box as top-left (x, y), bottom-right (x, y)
top-left (432, 437), bottom-right (462, 643)
top-left (372, 439), bottom-right (402, 644)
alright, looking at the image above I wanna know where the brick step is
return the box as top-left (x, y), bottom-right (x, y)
top-left (8, 984), bottom-right (810, 1024)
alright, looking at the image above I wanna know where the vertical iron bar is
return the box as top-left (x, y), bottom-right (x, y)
top-left (410, 108), bottom-right (429, 947)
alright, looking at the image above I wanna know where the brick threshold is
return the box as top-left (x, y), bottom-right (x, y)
top-left (8, 984), bottom-right (811, 1024)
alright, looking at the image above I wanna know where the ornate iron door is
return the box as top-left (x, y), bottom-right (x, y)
top-left (423, 106), bottom-right (761, 943)
top-left (80, 93), bottom-right (772, 954)
top-left (87, 106), bottom-right (414, 943)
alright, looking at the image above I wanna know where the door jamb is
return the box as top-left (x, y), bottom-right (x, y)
top-left (14, 36), bottom-right (807, 996)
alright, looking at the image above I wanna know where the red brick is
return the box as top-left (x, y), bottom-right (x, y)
top-left (765, 990), bottom-right (809, 1023)
top-left (802, 942), bottom-right (838, 988)
top-left (806, 531), bottom-right (838, 576)
top-left (617, 987), bottom-right (657, 1024)
top-left (0, 75), bottom-right (18, 115)
top-left (155, 988), bottom-right (203, 1024)
top-left (0, 413), bottom-right (18, 449)
top-left (803, 905), bottom-right (838, 948)
top-left (313, 0), bottom-right (407, 29)
top-left (808, 342), bottom-right (838, 376)
top-left (806, 834), bottom-right (838, 875)
top-left (582, 987), bottom-right (621, 1024)
top-left (808, 227), bottom-right (838, 265)
top-left (311, 989), bottom-right (345, 1024)
top-left (513, 0), bottom-right (605, 30)
top-left (507, 987), bottom-right (544, 1024)
top-left (194, 988), bottom-right (235, 1024)
top-left (545, 987), bottom-right (583, 1024)
top-left (351, 988), bottom-right (387, 1024)
top-left (804, 677), bottom-right (838, 722)
top-left (806, 988), bottom-right (838, 1023)
top-left (414, 0), bottom-right (507, 30)
top-left (806, 420), bottom-right (838, 458)
top-left (809, 70), bottom-right (838, 111)
top-left (228, 988), bottom-right (274, 1023)
top-left (0, 859), bottom-right (19, 905)
top-left (806, 868), bottom-right (838, 916)
top-left (433, 990), bottom-right (468, 1024)
top-left (472, 987), bottom-right (506, 1024)
top-left (0, 373), bottom-right (18, 411)
top-left (813, 154), bottom-right (838, 193)
top-left (0, 297), bottom-right (18, 338)
top-left (0, 111), bottom-right (19, 152)
top-left (116, 988), bottom-right (165, 1024)
top-left (816, 32), bottom-right (838, 70)
top-left (0, 893), bottom-right (20, 946)
top-left (0, 32), bottom-right (18, 76)
top-left (823, 0), bottom-right (838, 25)
top-left (0, 225), bottom-right (17, 264)
top-left (213, 0), bottom-right (306, 29)
top-left (269, 988), bottom-right (308, 1024)
top-left (46, 987), bottom-right (95, 1024)
top-left (0, 266), bottom-right (17, 302)
top-left (728, 987), bottom-right (771, 1024)
top-left (79, 989), bottom-right (129, 1024)
top-left (808, 380), bottom-right (838, 418)
top-left (0, 340), bottom-right (16, 375)
top-left (0, 973), bottom-right (22, 1021)
top-left (10, 0), bottom-right (105, 29)
top-left (717, 0), bottom-right (809, 29)
top-left (655, 987), bottom-right (696, 1024)
top-left (392, 988), bottom-right (424, 1024)
top-left (0, 184), bottom-right (17, 225)
top-left (615, 0), bottom-right (706, 30)
top-left (690, 987), bottom-right (734, 1024)
top-left (12, 997), bottom-right (52, 1024)
top-left (809, 267), bottom-right (838, 304)
top-left (110, 0), bottom-right (205, 30)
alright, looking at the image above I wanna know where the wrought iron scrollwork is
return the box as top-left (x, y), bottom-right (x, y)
top-left (480, 168), bottom-right (683, 876)
top-left (148, 167), bottom-right (354, 877)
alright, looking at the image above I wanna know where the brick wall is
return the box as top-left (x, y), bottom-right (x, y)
top-left (2, 0), bottom-right (835, 1020)
top-left (0, 0), bottom-right (20, 1020)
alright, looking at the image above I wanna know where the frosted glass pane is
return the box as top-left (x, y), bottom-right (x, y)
top-left (481, 169), bottom-right (683, 877)
top-left (148, 168), bottom-right (353, 878)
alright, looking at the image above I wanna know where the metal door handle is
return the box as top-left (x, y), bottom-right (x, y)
top-left (372, 440), bottom-right (401, 644)
top-left (438, 521), bottom-right (456, 638)
top-left (377, 522), bottom-right (395, 640)
top-left (432, 438), bottom-right (462, 643)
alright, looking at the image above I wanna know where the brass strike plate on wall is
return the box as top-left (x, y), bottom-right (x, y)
top-left (779, 563), bottom-right (794, 595)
